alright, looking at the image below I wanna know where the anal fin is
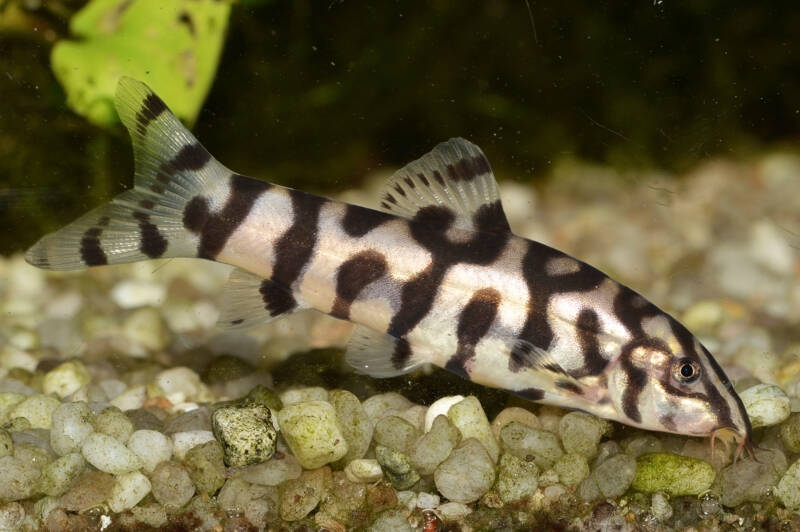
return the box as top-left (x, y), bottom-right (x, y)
top-left (217, 268), bottom-right (306, 330)
top-left (345, 325), bottom-right (422, 378)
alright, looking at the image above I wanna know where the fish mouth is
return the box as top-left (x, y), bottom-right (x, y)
top-left (710, 427), bottom-right (755, 462)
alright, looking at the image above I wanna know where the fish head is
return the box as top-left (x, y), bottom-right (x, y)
top-left (605, 314), bottom-right (752, 445)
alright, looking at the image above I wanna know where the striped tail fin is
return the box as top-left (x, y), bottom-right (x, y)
top-left (25, 77), bottom-right (230, 270)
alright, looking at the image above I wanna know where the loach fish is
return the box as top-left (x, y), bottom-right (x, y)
top-left (26, 78), bottom-right (753, 455)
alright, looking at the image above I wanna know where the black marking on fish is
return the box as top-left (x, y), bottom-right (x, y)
top-left (259, 279), bottom-right (297, 317)
top-left (445, 154), bottom-right (491, 182)
top-left (80, 226), bottom-right (107, 266)
top-left (404, 176), bottom-right (416, 188)
top-left (271, 190), bottom-right (325, 295)
top-left (555, 380), bottom-right (584, 396)
top-left (570, 308), bottom-right (609, 378)
top-left (444, 288), bottom-right (501, 378)
top-left (135, 92), bottom-right (167, 136)
top-left (184, 174), bottom-right (272, 259)
top-left (659, 412), bottom-right (677, 432)
top-left (167, 142), bottom-right (212, 173)
top-left (331, 250), bottom-right (388, 320)
top-left (511, 242), bottom-right (604, 373)
top-left (620, 353), bottom-right (647, 423)
top-left (391, 337), bottom-right (412, 370)
top-left (183, 196), bottom-right (210, 233)
top-left (513, 388), bottom-right (545, 401)
top-left (138, 199), bottom-right (155, 210)
top-left (473, 200), bottom-right (511, 235)
top-left (133, 211), bottom-right (167, 258)
top-left (341, 204), bottom-right (393, 237)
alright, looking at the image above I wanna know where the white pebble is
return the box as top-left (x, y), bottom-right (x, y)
top-left (424, 395), bottom-right (464, 432)
top-left (11, 394), bottom-right (61, 429)
top-left (651, 492), bottom-right (674, 522)
top-left (155, 367), bottom-right (208, 404)
top-left (127, 430), bottom-right (173, 473)
top-left (239, 453), bottom-right (302, 486)
top-left (99, 379), bottom-right (127, 401)
top-left (416, 491), bottom-right (440, 509)
top-left (81, 432), bottom-right (143, 474)
top-left (0, 346), bottom-right (37, 372)
top-left (438, 501), bottom-right (472, 519)
top-left (0, 502), bottom-right (24, 530)
top-left (111, 279), bottom-right (166, 309)
top-left (280, 387), bottom-right (328, 406)
top-left (740, 384), bottom-right (791, 428)
top-left (108, 471), bottom-right (152, 513)
top-left (42, 361), bottom-right (91, 399)
top-left (110, 385), bottom-right (146, 411)
top-left (171, 430), bottom-right (216, 460)
top-left (448, 396), bottom-right (499, 462)
top-left (50, 402), bottom-right (95, 456)
top-left (344, 458), bottom-right (383, 483)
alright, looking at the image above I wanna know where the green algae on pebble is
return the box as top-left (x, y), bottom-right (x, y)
top-left (632, 452), bottom-right (715, 496)
top-left (277, 400), bottom-right (348, 469)
top-left (375, 444), bottom-right (420, 490)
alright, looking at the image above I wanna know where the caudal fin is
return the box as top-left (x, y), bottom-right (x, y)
top-left (26, 77), bottom-right (230, 270)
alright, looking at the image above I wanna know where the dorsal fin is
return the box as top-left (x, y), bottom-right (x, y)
top-left (217, 268), bottom-right (307, 330)
top-left (379, 138), bottom-right (511, 234)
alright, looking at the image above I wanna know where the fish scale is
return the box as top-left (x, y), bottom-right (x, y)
top-left (25, 77), bottom-right (753, 452)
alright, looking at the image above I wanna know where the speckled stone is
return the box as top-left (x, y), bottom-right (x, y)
top-left (212, 401), bottom-right (277, 467)
top-left (494, 452), bottom-right (539, 503)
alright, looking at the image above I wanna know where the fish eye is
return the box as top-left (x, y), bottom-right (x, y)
top-left (674, 358), bottom-right (700, 384)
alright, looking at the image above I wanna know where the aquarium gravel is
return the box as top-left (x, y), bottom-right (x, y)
top-left (2, 155), bottom-right (800, 530)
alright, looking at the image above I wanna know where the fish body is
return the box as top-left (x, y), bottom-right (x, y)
top-left (26, 78), bottom-right (752, 447)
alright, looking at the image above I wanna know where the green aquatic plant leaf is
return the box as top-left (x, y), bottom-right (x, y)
top-left (50, 0), bottom-right (231, 127)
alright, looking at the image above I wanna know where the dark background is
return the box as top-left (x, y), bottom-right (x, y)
top-left (1, 0), bottom-right (798, 254)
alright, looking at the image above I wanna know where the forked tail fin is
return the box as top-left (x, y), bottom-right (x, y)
top-left (26, 77), bottom-right (230, 270)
